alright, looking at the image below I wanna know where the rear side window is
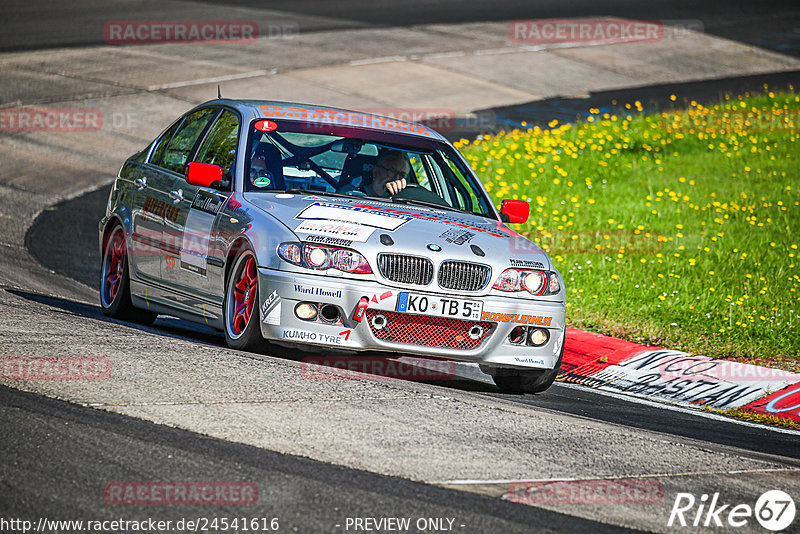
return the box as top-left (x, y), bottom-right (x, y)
top-left (195, 110), bottom-right (240, 179)
top-left (159, 108), bottom-right (218, 174)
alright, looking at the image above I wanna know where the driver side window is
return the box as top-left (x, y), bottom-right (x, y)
top-left (159, 108), bottom-right (218, 175)
top-left (195, 110), bottom-right (240, 181)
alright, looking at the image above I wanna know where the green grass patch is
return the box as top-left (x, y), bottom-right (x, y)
top-left (458, 89), bottom-right (799, 371)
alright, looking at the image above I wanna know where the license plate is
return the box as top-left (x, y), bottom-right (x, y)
top-left (396, 292), bottom-right (483, 320)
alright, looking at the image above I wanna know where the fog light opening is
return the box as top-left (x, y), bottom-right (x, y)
top-left (528, 328), bottom-right (549, 347)
top-left (371, 314), bottom-right (387, 330)
top-left (468, 325), bottom-right (484, 340)
top-left (508, 325), bottom-right (526, 344)
top-left (319, 304), bottom-right (340, 323)
top-left (295, 302), bottom-right (318, 321)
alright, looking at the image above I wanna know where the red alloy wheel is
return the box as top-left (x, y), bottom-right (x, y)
top-left (231, 255), bottom-right (257, 335)
top-left (105, 230), bottom-right (125, 304)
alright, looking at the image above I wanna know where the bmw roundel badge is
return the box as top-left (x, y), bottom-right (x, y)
top-left (427, 243), bottom-right (442, 252)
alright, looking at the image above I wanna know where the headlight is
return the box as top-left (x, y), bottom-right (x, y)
top-left (278, 242), bottom-right (372, 274)
top-left (493, 269), bottom-right (561, 296)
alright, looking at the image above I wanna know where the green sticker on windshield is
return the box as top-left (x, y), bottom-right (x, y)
top-left (253, 176), bottom-right (271, 188)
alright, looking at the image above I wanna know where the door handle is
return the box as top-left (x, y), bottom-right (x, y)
top-left (135, 177), bottom-right (148, 189)
top-left (169, 189), bottom-right (185, 202)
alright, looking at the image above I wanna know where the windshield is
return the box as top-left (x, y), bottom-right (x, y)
top-left (245, 119), bottom-right (494, 218)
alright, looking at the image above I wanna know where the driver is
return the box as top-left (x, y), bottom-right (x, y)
top-left (362, 149), bottom-right (410, 197)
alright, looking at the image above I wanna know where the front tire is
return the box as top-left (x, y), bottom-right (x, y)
top-left (223, 249), bottom-right (264, 351)
top-left (491, 344), bottom-right (564, 394)
top-left (100, 225), bottom-right (157, 324)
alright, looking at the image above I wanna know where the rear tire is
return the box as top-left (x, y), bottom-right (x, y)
top-left (491, 343), bottom-right (564, 394)
top-left (223, 249), bottom-right (264, 352)
top-left (100, 225), bottom-right (157, 325)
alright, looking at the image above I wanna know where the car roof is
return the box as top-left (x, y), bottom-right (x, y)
top-left (203, 99), bottom-right (449, 142)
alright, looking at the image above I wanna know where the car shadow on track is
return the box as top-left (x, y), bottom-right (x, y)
top-left (6, 288), bottom-right (502, 394)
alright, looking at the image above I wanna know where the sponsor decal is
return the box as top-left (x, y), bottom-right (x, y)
top-left (252, 175), bottom-right (271, 188)
top-left (370, 291), bottom-right (393, 304)
top-left (260, 290), bottom-right (281, 325)
top-left (510, 258), bottom-right (546, 269)
top-left (263, 302), bottom-right (281, 325)
top-left (103, 20), bottom-right (260, 45)
top-left (298, 202), bottom-right (411, 231)
top-left (300, 356), bottom-right (456, 381)
top-left (259, 105), bottom-right (435, 137)
top-left (104, 481), bottom-right (258, 505)
top-left (253, 119), bottom-right (278, 132)
top-left (439, 228), bottom-right (475, 245)
top-left (0, 108), bottom-right (102, 132)
top-left (1, 356), bottom-right (112, 380)
top-left (481, 312), bottom-right (552, 326)
top-left (305, 235), bottom-right (353, 247)
top-left (142, 196), bottom-right (180, 223)
top-left (180, 191), bottom-right (225, 276)
top-left (514, 357), bottom-right (546, 366)
top-left (281, 329), bottom-right (351, 345)
top-left (293, 284), bottom-right (343, 299)
top-left (191, 190), bottom-right (225, 216)
top-left (295, 219), bottom-right (375, 242)
top-left (509, 479), bottom-right (663, 505)
top-left (165, 255), bottom-right (176, 271)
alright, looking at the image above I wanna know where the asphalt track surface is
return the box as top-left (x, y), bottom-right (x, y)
top-left (2, 0), bottom-right (799, 55)
top-left (0, 385), bottom-right (629, 533)
top-left (26, 185), bottom-right (800, 462)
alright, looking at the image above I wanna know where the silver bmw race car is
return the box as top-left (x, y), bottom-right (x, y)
top-left (99, 99), bottom-right (566, 393)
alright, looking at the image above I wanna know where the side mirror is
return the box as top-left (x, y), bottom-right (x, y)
top-left (186, 162), bottom-right (224, 188)
top-left (500, 199), bottom-right (530, 224)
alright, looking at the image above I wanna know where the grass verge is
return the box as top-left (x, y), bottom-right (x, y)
top-left (700, 406), bottom-right (800, 430)
top-left (459, 88), bottom-right (799, 371)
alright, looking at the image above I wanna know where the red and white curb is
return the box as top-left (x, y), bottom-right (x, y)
top-left (560, 329), bottom-right (800, 424)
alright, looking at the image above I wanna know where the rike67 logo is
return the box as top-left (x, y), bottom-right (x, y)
top-left (668, 490), bottom-right (795, 531)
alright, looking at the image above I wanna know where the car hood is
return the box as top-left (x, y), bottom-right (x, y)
top-left (244, 192), bottom-right (552, 272)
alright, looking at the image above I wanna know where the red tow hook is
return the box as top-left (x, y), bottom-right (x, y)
top-left (352, 296), bottom-right (370, 322)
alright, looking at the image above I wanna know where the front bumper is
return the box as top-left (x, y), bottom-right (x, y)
top-left (257, 267), bottom-right (566, 371)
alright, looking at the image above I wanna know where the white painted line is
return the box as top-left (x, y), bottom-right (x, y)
top-left (438, 467), bottom-right (800, 486)
top-left (147, 70), bottom-right (276, 91)
top-left (419, 51), bottom-right (466, 60)
top-left (349, 56), bottom-right (407, 66)
top-left (473, 47), bottom-right (517, 56)
top-left (555, 381), bottom-right (800, 436)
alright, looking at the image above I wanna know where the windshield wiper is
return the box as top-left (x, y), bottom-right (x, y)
top-left (391, 197), bottom-right (466, 215)
top-left (283, 188), bottom-right (353, 200)
top-left (282, 188), bottom-right (389, 203)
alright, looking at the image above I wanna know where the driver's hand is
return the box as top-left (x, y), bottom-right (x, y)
top-left (386, 178), bottom-right (406, 196)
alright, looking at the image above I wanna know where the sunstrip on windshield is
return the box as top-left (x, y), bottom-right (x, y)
top-left (258, 106), bottom-right (435, 137)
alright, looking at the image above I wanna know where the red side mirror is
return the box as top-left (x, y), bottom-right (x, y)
top-left (185, 162), bottom-right (223, 188)
top-left (500, 199), bottom-right (530, 223)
